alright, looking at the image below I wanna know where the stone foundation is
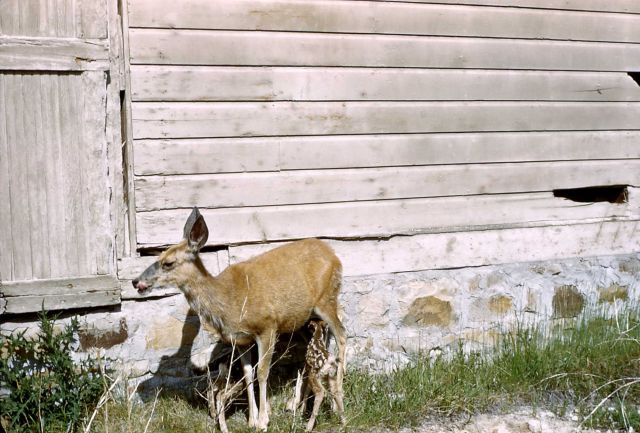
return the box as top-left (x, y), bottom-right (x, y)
top-left (2, 253), bottom-right (639, 393)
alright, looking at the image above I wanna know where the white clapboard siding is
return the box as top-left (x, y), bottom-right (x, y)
top-left (380, 0), bottom-right (640, 14)
top-left (132, 101), bottom-right (640, 139)
top-left (130, 67), bottom-right (640, 102)
top-left (129, 29), bottom-right (640, 72)
top-left (228, 220), bottom-right (640, 277)
top-left (0, 37), bottom-right (110, 71)
top-left (0, 0), bottom-right (107, 38)
top-left (128, 0), bottom-right (640, 43)
top-left (135, 190), bottom-right (639, 246)
top-left (134, 131), bottom-right (640, 175)
top-left (0, 72), bottom-right (112, 282)
top-left (134, 160), bottom-right (640, 211)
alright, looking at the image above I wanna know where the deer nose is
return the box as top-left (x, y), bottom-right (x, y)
top-left (131, 279), bottom-right (139, 288)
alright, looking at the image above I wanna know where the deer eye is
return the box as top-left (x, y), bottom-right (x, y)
top-left (162, 260), bottom-right (176, 270)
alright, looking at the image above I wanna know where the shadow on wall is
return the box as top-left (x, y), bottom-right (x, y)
top-left (136, 308), bottom-right (312, 411)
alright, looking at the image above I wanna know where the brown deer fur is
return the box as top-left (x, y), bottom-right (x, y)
top-left (132, 207), bottom-right (347, 430)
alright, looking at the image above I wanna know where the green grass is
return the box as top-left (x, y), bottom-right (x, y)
top-left (86, 305), bottom-right (640, 433)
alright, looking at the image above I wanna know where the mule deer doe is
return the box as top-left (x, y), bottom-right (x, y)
top-left (132, 207), bottom-right (347, 430)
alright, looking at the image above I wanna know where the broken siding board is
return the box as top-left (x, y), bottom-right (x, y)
top-left (134, 160), bottom-right (640, 210)
top-left (128, 29), bottom-right (640, 72)
top-left (131, 101), bottom-right (640, 139)
top-left (228, 220), bottom-right (640, 277)
top-left (135, 191), bottom-right (640, 246)
top-left (134, 131), bottom-right (640, 175)
top-left (380, 0), bottom-right (640, 14)
top-left (130, 67), bottom-right (640, 102)
top-left (128, 0), bottom-right (640, 43)
top-left (0, 36), bottom-right (109, 71)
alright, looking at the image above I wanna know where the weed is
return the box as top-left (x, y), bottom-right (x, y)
top-left (0, 310), bottom-right (109, 433)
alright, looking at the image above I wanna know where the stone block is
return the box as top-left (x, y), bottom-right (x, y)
top-left (598, 284), bottom-right (628, 303)
top-left (402, 296), bottom-right (453, 327)
top-left (552, 285), bottom-right (585, 318)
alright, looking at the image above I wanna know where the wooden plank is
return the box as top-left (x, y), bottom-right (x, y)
top-left (379, 0), bottom-right (640, 14)
top-left (128, 0), bottom-right (640, 43)
top-left (45, 74), bottom-right (70, 278)
top-left (134, 131), bottom-right (640, 175)
top-left (131, 101), bottom-right (640, 139)
top-left (77, 0), bottom-right (107, 38)
top-left (4, 74), bottom-right (33, 281)
top-left (228, 220), bottom-right (640, 277)
top-left (0, 76), bottom-right (12, 281)
top-left (82, 71), bottom-right (112, 275)
top-left (1, 275), bottom-right (119, 297)
top-left (130, 67), bottom-right (640, 102)
top-left (134, 160), bottom-right (640, 210)
top-left (128, 29), bottom-right (640, 72)
top-left (134, 137), bottom-right (280, 175)
top-left (0, 36), bottom-right (109, 71)
top-left (135, 191), bottom-right (640, 246)
top-left (3, 291), bottom-right (120, 314)
top-left (24, 74), bottom-right (51, 279)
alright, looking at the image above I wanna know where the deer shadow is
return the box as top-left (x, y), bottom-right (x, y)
top-left (137, 307), bottom-right (311, 414)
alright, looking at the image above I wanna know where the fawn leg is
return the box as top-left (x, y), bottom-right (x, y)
top-left (313, 305), bottom-right (347, 399)
top-left (306, 378), bottom-right (325, 432)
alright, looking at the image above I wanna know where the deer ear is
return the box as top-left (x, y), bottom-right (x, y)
top-left (185, 208), bottom-right (209, 252)
top-left (183, 207), bottom-right (201, 239)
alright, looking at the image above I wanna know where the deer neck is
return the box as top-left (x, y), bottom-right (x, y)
top-left (179, 258), bottom-right (228, 333)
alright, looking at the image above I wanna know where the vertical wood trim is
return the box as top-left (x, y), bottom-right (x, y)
top-left (121, 0), bottom-right (138, 256)
top-left (107, 0), bottom-right (127, 260)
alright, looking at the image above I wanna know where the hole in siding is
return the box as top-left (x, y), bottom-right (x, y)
top-left (628, 72), bottom-right (640, 86)
top-left (138, 244), bottom-right (228, 256)
top-left (553, 185), bottom-right (628, 204)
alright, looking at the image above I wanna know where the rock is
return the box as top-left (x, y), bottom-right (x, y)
top-left (598, 284), bottom-right (628, 303)
top-left (552, 285), bottom-right (585, 318)
top-left (402, 296), bottom-right (453, 327)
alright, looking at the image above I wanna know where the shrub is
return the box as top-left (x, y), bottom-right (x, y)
top-left (0, 310), bottom-right (108, 432)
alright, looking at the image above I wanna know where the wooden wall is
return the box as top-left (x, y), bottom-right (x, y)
top-left (126, 0), bottom-right (640, 276)
top-left (0, 0), bottom-right (123, 313)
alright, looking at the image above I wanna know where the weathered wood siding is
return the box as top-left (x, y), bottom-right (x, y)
top-left (126, 0), bottom-right (640, 274)
top-left (0, 0), bottom-right (123, 312)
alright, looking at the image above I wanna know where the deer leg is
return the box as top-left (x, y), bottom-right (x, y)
top-left (240, 349), bottom-right (259, 428)
top-left (255, 330), bottom-right (277, 431)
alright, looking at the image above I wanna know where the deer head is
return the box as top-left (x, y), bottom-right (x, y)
top-left (132, 207), bottom-right (209, 295)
